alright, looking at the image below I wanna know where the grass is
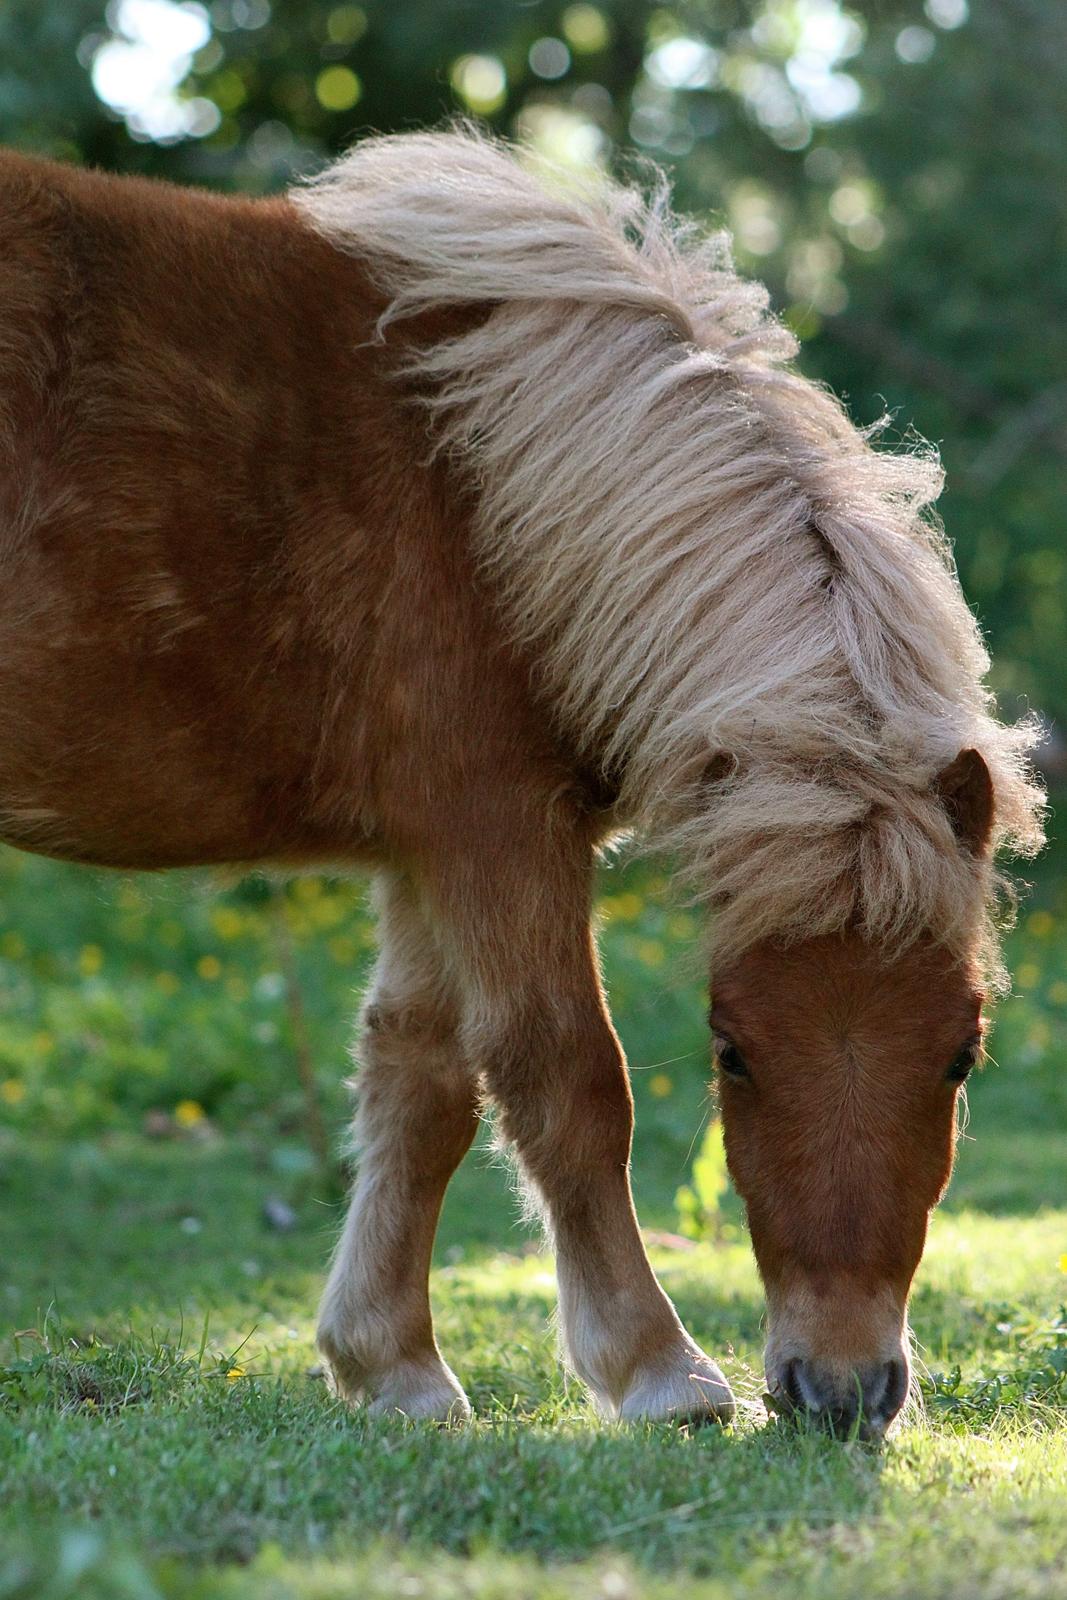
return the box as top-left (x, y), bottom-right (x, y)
top-left (0, 843), bottom-right (1066, 1597)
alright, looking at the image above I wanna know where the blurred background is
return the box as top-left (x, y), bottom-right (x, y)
top-left (0, 0), bottom-right (1063, 1218)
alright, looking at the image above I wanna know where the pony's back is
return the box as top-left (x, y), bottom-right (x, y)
top-left (0, 150), bottom-right (527, 870)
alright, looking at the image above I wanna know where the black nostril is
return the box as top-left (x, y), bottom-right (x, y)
top-left (786, 1359), bottom-right (860, 1433)
top-left (875, 1358), bottom-right (909, 1422)
top-left (782, 1358), bottom-right (804, 1411)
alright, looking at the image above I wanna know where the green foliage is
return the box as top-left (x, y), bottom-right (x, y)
top-left (0, 849), bottom-right (377, 1140)
top-left (921, 1308), bottom-right (1067, 1428)
top-left (674, 1117), bottom-right (730, 1241)
top-left (0, 1321), bottom-right (247, 1416)
top-left (0, 1531), bottom-right (162, 1600)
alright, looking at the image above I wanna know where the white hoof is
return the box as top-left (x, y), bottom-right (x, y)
top-left (319, 1332), bottom-right (471, 1424)
top-left (365, 1359), bottom-right (472, 1424)
top-left (617, 1340), bottom-right (735, 1425)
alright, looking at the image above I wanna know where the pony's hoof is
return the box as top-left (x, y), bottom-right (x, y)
top-left (367, 1362), bottom-right (472, 1426)
top-left (617, 1344), bottom-right (735, 1426)
top-left (323, 1343), bottom-right (472, 1426)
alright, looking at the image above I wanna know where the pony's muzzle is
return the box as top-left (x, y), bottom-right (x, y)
top-left (776, 1353), bottom-right (909, 1441)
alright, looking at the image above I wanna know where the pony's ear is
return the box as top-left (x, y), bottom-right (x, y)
top-left (935, 748), bottom-right (995, 855)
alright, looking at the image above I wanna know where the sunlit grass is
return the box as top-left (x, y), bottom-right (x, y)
top-left (1, 1135), bottom-right (1065, 1596)
top-left (0, 842), bottom-right (1065, 1596)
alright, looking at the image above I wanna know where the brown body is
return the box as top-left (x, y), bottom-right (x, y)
top-left (0, 152), bottom-right (575, 873)
top-left (0, 149), bottom-right (1015, 1436)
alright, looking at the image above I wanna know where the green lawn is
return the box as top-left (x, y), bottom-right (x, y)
top-left (0, 847), bottom-right (1065, 1599)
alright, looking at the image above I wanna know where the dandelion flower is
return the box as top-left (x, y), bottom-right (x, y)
top-left (78, 944), bottom-right (104, 976)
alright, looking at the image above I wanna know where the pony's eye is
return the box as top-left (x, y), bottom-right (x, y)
top-left (715, 1038), bottom-right (750, 1080)
top-left (946, 1042), bottom-right (980, 1084)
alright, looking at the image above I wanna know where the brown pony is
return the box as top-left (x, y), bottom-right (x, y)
top-left (0, 130), bottom-right (1043, 1440)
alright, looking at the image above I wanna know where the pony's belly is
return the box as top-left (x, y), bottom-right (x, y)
top-left (0, 633), bottom-right (375, 871)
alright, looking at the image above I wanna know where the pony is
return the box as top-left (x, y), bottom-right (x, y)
top-left (0, 128), bottom-right (1043, 1440)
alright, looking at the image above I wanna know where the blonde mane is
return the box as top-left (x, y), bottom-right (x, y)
top-left (294, 128), bottom-right (1044, 981)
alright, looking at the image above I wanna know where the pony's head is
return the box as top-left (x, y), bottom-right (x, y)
top-left (710, 748), bottom-right (997, 1439)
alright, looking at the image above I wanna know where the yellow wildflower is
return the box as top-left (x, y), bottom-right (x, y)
top-left (174, 1099), bottom-right (205, 1127)
top-left (310, 897), bottom-right (345, 930)
top-left (604, 892), bottom-right (643, 922)
top-left (1, 1079), bottom-right (26, 1105)
top-left (226, 1365), bottom-right (246, 1381)
top-left (649, 1073), bottom-right (673, 1098)
top-left (211, 907), bottom-right (244, 940)
top-left (197, 954), bottom-right (222, 981)
top-left (1028, 1020), bottom-right (1051, 1052)
top-left (78, 944), bottom-right (104, 976)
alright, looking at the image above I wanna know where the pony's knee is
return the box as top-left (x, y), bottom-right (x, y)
top-left (356, 984), bottom-right (462, 1078)
top-left (477, 1007), bottom-right (633, 1179)
top-left (362, 988), bottom-right (457, 1047)
top-left (351, 991), bottom-right (476, 1167)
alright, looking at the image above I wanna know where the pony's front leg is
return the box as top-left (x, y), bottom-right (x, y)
top-left (317, 874), bottom-right (478, 1422)
top-left (445, 849), bottom-right (735, 1425)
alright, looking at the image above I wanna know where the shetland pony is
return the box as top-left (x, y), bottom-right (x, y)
top-left (0, 130), bottom-right (1043, 1439)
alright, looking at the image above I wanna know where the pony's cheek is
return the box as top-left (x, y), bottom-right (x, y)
top-left (716, 1093), bottom-right (759, 1202)
top-left (916, 1092), bottom-right (964, 1207)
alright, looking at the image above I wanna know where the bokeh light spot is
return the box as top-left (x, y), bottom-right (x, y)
top-left (561, 5), bottom-right (611, 55)
top-left (647, 37), bottom-right (718, 90)
top-left (315, 64), bottom-right (362, 111)
top-left (896, 25), bottom-right (937, 63)
top-left (326, 5), bottom-right (367, 46)
top-left (528, 37), bottom-right (571, 81)
top-left (451, 54), bottom-right (507, 114)
top-left (91, 0), bottom-right (214, 142)
top-left (925, 0), bottom-right (968, 28)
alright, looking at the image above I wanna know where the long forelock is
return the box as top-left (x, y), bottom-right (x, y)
top-left (294, 127), bottom-right (1045, 984)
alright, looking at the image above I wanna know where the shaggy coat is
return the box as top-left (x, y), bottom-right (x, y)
top-left (0, 131), bottom-right (1044, 1434)
top-left (294, 131), bottom-right (1042, 979)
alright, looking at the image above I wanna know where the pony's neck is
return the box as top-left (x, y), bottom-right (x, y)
top-left (294, 128), bottom-right (1042, 968)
